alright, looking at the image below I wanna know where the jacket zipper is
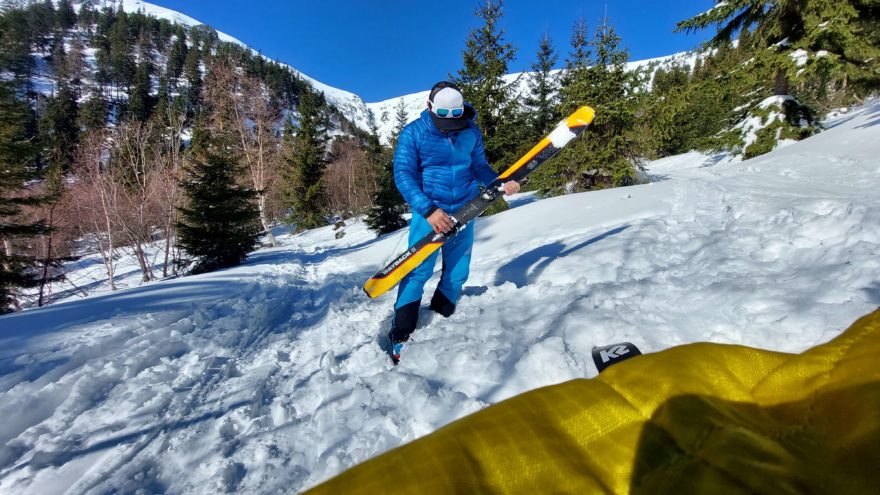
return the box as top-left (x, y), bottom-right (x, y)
top-left (447, 136), bottom-right (456, 200)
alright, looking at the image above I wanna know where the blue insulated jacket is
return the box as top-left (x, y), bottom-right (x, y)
top-left (394, 106), bottom-right (498, 217)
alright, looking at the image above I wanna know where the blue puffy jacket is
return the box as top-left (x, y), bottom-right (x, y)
top-left (394, 106), bottom-right (498, 217)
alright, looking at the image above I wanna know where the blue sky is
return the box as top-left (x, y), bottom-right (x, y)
top-left (151, 1), bottom-right (715, 102)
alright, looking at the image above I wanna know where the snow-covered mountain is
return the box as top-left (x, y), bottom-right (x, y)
top-left (10, 0), bottom-right (707, 141)
top-left (89, 1), bottom-right (702, 141)
top-left (367, 50), bottom-right (703, 143)
top-left (1, 99), bottom-right (878, 493)
top-left (93, 0), bottom-right (376, 131)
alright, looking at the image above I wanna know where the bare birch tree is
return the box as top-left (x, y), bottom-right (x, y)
top-left (110, 121), bottom-right (163, 282)
top-left (233, 75), bottom-right (281, 246)
top-left (204, 59), bottom-right (281, 246)
top-left (155, 104), bottom-right (186, 276)
top-left (71, 131), bottom-right (121, 290)
top-left (325, 137), bottom-right (378, 219)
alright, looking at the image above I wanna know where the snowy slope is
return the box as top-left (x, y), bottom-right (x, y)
top-left (111, 0), bottom-right (245, 46)
top-left (1, 101), bottom-right (878, 493)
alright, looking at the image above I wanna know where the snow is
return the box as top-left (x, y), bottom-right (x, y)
top-left (790, 48), bottom-right (809, 67)
top-left (695, 1), bottom-right (728, 18)
top-left (731, 95), bottom-right (798, 150)
top-left (1, 100), bottom-right (879, 493)
top-left (758, 94), bottom-right (795, 109)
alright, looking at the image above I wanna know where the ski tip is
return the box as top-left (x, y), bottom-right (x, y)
top-left (566, 106), bottom-right (596, 129)
top-left (363, 279), bottom-right (384, 299)
top-left (362, 285), bottom-right (376, 299)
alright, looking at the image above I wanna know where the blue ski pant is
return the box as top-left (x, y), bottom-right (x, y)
top-left (394, 213), bottom-right (474, 310)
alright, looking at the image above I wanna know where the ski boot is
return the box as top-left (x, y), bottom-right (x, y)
top-left (388, 301), bottom-right (419, 365)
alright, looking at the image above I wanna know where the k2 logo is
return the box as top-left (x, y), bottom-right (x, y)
top-left (592, 342), bottom-right (642, 373)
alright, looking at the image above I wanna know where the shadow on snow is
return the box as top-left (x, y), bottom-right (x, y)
top-left (493, 225), bottom-right (630, 288)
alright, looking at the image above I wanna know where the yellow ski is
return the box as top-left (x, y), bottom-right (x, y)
top-left (363, 106), bottom-right (596, 299)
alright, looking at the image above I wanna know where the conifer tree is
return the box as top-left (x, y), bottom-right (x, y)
top-left (182, 44), bottom-right (202, 115)
top-left (561, 17), bottom-right (590, 82)
top-left (0, 8), bottom-right (35, 84)
top-left (176, 123), bottom-right (260, 274)
top-left (27, 0), bottom-right (55, 52)
top-left (0, 82), bottom-right (42, 313)
top-left (645, 63), bottom-right (694, 157)
top-left (66, 37), bottom-right (88, 93)
top-left (281, 89), bottom-right (329, 231)
top-left (40, 82), bottom-right (79, 171)
top-left (524, 31), bottom-right (560, 140)
top-left (453, 0), bottom-right (521, 168)
top-left (365, 101), bottom-right (407, 235)
top-left (56, 0), bottom-right (76, 32)
top-left (582, 18), bottom-right (644, 186)
top-left (165, 26), bottom-right (187, 81)
top-left (109, 12), bottom-right (135, 91)
top-left (80, 86), bottom-right (108, 132)
top-left (535, 17), bottom-right (643, 194)
top-left (154, 73), bottom-right (171, 119)
top-left (128, 60), bottom-right (154, 122)
top-left (676, 0), bottom-right (878, 107)
top-left (50, 36), bottom-right (69, 81)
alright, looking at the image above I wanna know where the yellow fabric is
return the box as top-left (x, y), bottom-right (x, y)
top-left (305, 310), bottom-right (880, 494)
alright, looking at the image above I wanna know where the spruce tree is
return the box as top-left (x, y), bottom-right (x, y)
top-left (66, 37), bottom-right (88, 93)
top-left (177, 123), bottom-right (260, 274)
top-left (453, 0), bottom-right (521, 168)
top-left (154, 73), bottom-right (171, 119)
top-left (80, 87), bottom-right (108, 132)
top-left (365, 101), bottom-right (407, 235)
top-left (524, 31), bottom-right (560, 141)
top-left (534, 17), bottom-right (643, 194)
top-left (0, 82), bottom-right (43, 313)
top-left (56, 0), bottom-right (76, 32)
top-left (165, 26), bottom-right (187, 82)
top-left (560, 16), bottom-right (590, 86)
top-left (676, 0), bottom-right (878, 108)
top-left (128, 60), bottom-right (154, 122)
top-left (182, 44), bottom-right (202, 115)
top-left (109, 11), bottom-right (135, 93)
top-left (0, 8), bottom-right (35, 85)
top-left (40, 82), bottom-right (79, 171)
top-left (281, 89), bottom-right (329, 231)
top-left (582, 18), bottom-right (644, 186)
top-left (26, 0), bottom-right (55, 52)
top-left (645, 64), bottom-right (694, 157)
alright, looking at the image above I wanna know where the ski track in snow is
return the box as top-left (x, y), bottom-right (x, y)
top-left (1, 102), bottom-right (879, 493)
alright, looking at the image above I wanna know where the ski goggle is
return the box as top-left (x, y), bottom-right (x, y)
top-left (430, 102), bottom-right (464, 118)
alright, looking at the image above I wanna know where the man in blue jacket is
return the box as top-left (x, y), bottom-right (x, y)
top-left (390, 81), bottom-right (520, 361)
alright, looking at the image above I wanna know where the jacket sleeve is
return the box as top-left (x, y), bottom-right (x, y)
top-left (470, 128), bottom-right (498, 187)
top-left (394, 125), bottom-right (436, 217)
